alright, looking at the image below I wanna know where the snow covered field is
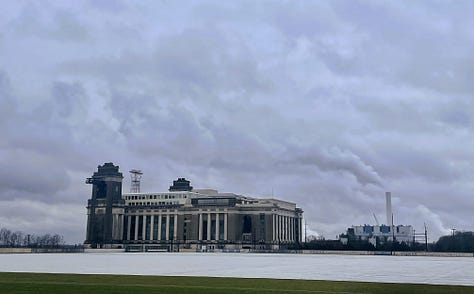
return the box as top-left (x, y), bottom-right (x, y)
top-left (0, 252), bottom-right (473, 286)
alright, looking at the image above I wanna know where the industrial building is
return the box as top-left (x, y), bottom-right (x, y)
top-left (342, 224), bottom-right (414, 246)
top-left (85, 163), bottom-right (303, 251)
top-left (340, 192), bottom-right (414, 246)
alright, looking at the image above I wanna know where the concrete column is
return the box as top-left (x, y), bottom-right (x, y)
top-left (198, 213), bottom-right (203, 241)
top-left (165, 214), bottom-right (170, 241)
top-left (287, 216), bottom-right (290, 242)
top-left (288, 216), bottom-right (291, 241)
top-left (299, 218), bottom-right (303, 243)
top-left (142, 215), bottom-right (147, 240)
top-left (216, 213), bottom-right (220, 241)
top-left (157, 214), bottom-right (162, 240)
top-left (276, 215), bottom-right (280, 241)
top-left (282, 215), bottom-right (285, 241)
top-left (279, 215), bottom-right (283, 241)
top-left (293, 217), bottom-right (295, 242)
top-left (293, 217), bottom-right (296, 242)
top-left (284, 216), bottom-right (288, 241)
top-left (207, 213), bottom-right (211, 241)
top-left (290, 217), bottom-right (294, 242)
top-left (272, 214), bottom-right (276, 242)
top-left (119, 214), bottom-right (124, 240)
top-left (173, 213), bottom-right (178, 241)
top-left (134, 215), bottom-right (139, 241)
top-left (288, 217), bottom-right (292, 242)
top-left (281, 215), bottom-right (284, 241)
top-left (150, 215), bottom-right (154, 240)
top-left (224, 213), bottom-right (228, 241)
top-left (287, 216), bottom-right (290, 241)
top-left (127, 215), bottom-right (131, 241)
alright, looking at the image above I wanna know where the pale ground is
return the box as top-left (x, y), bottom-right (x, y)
top-left (0, 252), bottom-right (473, 286)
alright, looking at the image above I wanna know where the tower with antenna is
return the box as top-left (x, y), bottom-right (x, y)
top-left (129, 169), bottom-right (143, 193)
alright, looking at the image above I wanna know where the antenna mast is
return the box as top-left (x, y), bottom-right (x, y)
top-left (129, 169), bottom-right (143, 193)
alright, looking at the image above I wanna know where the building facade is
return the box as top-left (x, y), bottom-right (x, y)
top-left (341, 224), bottom-right (414, 247)
top-left (85, 163), bottom-right (304, 251)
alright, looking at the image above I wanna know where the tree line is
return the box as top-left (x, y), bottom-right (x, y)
top-left (290, 231), bottom-right (474, 253)
top-left (433, 231), bottom-right (474, 253)
top-left (0, 227), bottom-right (65, 248)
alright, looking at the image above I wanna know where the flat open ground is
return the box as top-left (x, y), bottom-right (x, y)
top-left (1, 272), bottom-right (473, 294)
top-left (1, 253), bottom-right (473, 286)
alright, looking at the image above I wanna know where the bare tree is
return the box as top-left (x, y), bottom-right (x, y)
top-left (0, 228), bottom-right (11, 246)
top-left (0, 227), bottom-right (66, 248)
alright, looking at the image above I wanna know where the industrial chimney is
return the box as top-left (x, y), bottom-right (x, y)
top-left (386, 192), bottom-right (393, 226)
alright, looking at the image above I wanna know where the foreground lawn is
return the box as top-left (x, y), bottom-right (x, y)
top-left (0, 272), bottom-right (473, 294)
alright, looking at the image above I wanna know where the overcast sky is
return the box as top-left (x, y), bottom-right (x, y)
top-left (1, 1), bottom-right (473, 244)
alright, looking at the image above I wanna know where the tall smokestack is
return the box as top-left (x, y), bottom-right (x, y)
top-left (386, 192), bottom-right (392, 226)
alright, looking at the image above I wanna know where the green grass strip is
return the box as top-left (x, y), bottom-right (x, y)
top-left (0, 272), bottom-right (472, 294)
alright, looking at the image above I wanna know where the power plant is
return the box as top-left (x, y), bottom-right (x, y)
top-left (340, 191), bottom-right (414, 247)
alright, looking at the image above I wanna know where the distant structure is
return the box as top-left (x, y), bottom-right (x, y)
top-left (129, 169), bottom-right (143, 193)
top-left (85, 163), bottom-right (304, 251)
top-left (85, 163), bottom-right (124, 246)
top-left (340, 191), bottom-right (413, 247)
top-left (343, 224), bottom-right (414, 247)
top-left (386, 191), bottom-right (392, 227)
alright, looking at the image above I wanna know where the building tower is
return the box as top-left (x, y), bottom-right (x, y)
top-left (129, 169), bottom-right (143, 193)
top-left (169, 178), bottom-right (193, 191)
top-left (85, 163), bottom-right (124, 248)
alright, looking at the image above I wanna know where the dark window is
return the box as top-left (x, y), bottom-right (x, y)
top-left (203, 215), bottom-right (208, 240)
top-left (130, 216), bottom-right (136, 240)
top-left (243, 215), bottom-right (252, 234)
top-left (169, 215), bottom-right (174, 240)
top-left (211, 219), bottom-right (216, 240)
top-left (219, 216), bottom-right (224, 240)
top-left (380, 225), bottom-right (391, 233)
top-left (161, 216), bottom-right (166, 240)
top-left (96, 182), bottom-right (106, 198)
top-left (145, 215), bottom-right (151, 240)
top-left (123, 215), bottom-right (128, 240)
top-left (137, 215), bottom-right (143, 240)
top-left (363, 225), bottom-right (374, 234)
top-left (153, 216), bottom-right (159, 240)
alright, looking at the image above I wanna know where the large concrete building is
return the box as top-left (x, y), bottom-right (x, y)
top-left (341, 224), bottom-right (414, 247)
top-left (85, 163), bottom-right (304, 251)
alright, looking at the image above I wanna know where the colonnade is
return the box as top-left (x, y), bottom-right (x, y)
top-left (126, 213), bottom-right (178, 241)
top-left (198, 212), bottom-right (228, 241)
top-left (272, 214), bottom-right (299, 242)
top-left (125, 211), bottom-right (300, 243)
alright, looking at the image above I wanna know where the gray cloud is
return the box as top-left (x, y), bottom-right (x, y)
top-left (0, 1), bottom-right (473, 243)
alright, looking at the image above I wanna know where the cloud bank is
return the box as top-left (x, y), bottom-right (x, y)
top-left (1, 1), bottom-right (473, 243)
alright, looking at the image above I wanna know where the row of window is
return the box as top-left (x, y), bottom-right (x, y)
top-left (124, 194), bottom-right (188, 200)
top-left (127, 201), bottom-right (179, 206)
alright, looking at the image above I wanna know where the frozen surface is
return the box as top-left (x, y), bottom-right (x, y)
top-left (0, 252), bottom-right (473, 286)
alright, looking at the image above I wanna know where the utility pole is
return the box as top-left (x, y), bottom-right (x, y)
top-left (451, 228), bottom-right (456, 251)
top-left (391, 213), bottom-right (395, 255)
top-left (424, 223), bottom-right (428, 252)
top-left (413, 223), bottom-right (429, 252)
